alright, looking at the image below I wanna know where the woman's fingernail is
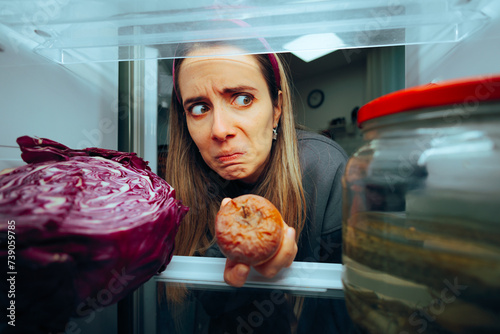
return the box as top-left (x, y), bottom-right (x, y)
top-left (287, 227), bottom-right (295, 239)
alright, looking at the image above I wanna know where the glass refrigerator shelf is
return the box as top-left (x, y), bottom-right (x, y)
top-left (0, 0), bottom-right (492, 63)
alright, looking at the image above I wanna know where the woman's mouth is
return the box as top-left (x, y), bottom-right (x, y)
top-left (216, 152), bottom-right (243, 163)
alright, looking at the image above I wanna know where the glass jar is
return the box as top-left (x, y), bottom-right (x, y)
top-left (342, 75), bottom-right (500, 334)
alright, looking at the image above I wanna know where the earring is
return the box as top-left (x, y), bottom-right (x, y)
top-left (272, 126), bottom-right (278, 140)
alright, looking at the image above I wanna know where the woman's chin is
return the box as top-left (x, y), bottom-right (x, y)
top-left (218, 170), bottom-right (255, 183)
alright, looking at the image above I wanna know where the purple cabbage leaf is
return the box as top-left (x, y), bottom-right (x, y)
top-left (0, 136), bottom-right (188, 334)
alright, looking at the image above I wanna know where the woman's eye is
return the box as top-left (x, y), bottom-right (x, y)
top-left (190, 104), bottom-right (209, 115)
top-left (234, 94), bottom-right (253, 107)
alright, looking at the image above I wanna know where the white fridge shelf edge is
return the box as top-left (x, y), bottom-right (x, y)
top-left (155, 256), bottom-right (344, 298)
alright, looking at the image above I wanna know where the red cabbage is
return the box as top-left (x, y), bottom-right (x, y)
top-left (0, 136), bottom-right (188, 334)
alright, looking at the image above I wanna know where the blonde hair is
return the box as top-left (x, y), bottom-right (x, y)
top-left (164, 46), bottom-right (306, 302)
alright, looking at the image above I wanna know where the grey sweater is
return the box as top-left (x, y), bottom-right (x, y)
top-left (296, 129), bottom-right (348, 264)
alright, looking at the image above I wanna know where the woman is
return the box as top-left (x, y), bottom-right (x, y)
top-left (163, 42), bottom-right (352, 333)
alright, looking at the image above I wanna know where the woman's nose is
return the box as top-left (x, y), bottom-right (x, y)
top-left (211, 107), bottom-right (235, 141)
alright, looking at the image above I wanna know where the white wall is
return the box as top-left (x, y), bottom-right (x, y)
top-left (291, 48), bottom-right (407, 156)
top-left (405, 1), bottom-right (500, 86)
top-left (293, 59), bottom-right (367, 133)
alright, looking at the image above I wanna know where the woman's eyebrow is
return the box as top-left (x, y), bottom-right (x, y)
top-left (183, 96), bottom-right (205, 108)
top-left (183, 86), bottom-right (258, 108)
top-left (222, 86), bottom-right (258, 95)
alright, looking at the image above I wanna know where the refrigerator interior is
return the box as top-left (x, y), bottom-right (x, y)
top-left (1, 1), bottom-right (500, 333)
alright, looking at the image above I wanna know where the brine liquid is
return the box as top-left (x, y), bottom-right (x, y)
top-left (342, 212), bottom-right (500, 334)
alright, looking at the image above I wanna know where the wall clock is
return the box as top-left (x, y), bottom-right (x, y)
top-left (307, 89), bottom-right (324, 108)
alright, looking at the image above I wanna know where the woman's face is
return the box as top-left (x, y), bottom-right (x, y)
top-left (177, 47), bottom-right (281, 184)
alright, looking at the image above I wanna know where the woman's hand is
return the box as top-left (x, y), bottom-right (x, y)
top-left (220, 198), bottom-right (298, 287)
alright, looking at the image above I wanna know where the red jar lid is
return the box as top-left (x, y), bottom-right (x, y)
top-left (358, 74), bottom-right (500, 127)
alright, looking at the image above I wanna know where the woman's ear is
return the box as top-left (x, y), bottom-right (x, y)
top-left (273, 90), bottom-right (283, 127)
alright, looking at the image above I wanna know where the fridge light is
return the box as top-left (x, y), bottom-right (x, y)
top-left (283, 33), bottom-right (344, 62)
